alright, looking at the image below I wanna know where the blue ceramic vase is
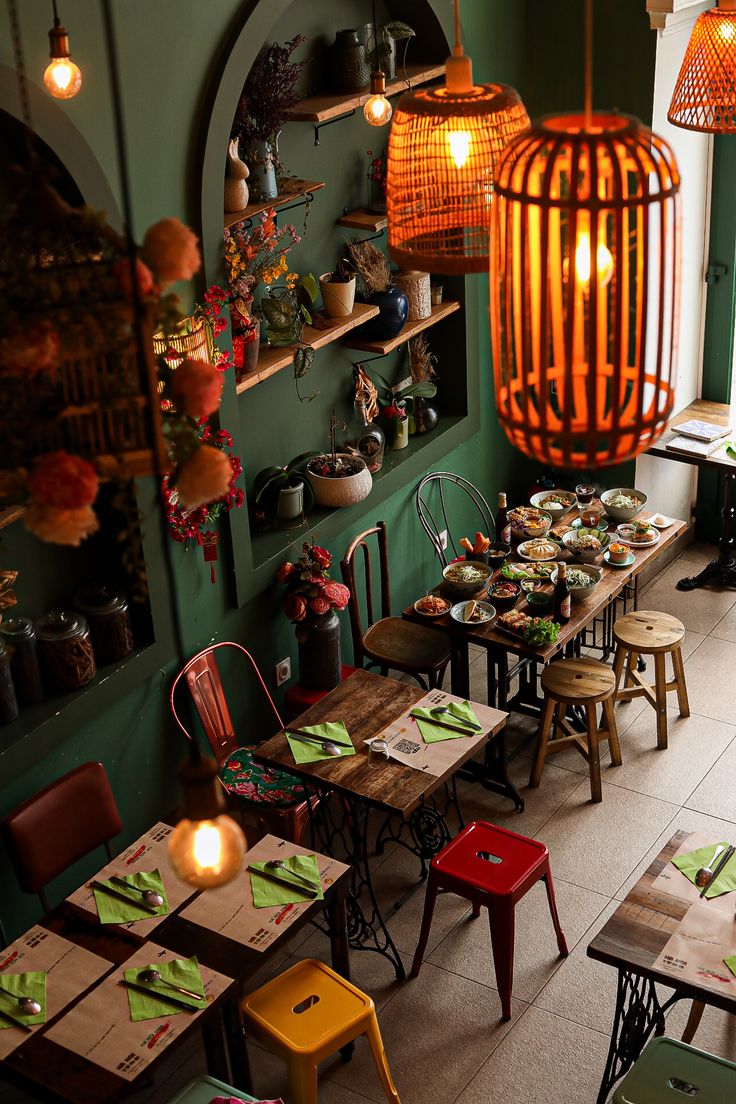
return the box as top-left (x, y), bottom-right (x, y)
top-left (358, 288), bottom-right (409, 340)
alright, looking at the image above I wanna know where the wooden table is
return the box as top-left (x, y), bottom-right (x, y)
top-left (587, 829), bottom-right (736, 1102)
top-left (254, 670), bottom-right (507, 981)
top-left (0, 830), bottom-right (349, 1104)
top-left (647, 398), bottom-right (736, 589)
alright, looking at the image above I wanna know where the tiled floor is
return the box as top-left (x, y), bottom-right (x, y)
top-left (2, 543), bottom-right (735, 1104)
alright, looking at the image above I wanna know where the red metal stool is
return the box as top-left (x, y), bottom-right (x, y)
top-left (284, 665), bottom-right (359, 721)
top-left (410, 820), bottom-right (569, 1021)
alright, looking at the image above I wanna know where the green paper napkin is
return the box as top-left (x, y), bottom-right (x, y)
top-left (124, 955), bottom-right (206, 1022)
top-left (249, 853), bottom-right (324, 907)
top-left (724, 956), bottom-right (736, 979)
top-left (93, 868), bottom-right (170, 925)
top-left (672, 842), bottom-right (736, 899)
top-left (411, 700), bottom-right (482, 744)
top-left (0, 971), bottom-right (46, 1029)
top-left (285, 720), bottom-right (355, 765)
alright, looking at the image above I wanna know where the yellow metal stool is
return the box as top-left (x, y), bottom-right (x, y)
top-left (242, 958), bottom-right (401, 1104)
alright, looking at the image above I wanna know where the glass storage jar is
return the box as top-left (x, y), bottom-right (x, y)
top-left (75, 586), bottom-right (134, 664)
top-left (0, 617), bottom-right (43, 706)
top-left (36, 610), bottom-right (96, 692)
top-left (350, 399), bottom-right (385, 473)
top-left (0, 639), bottom-right (19, 724)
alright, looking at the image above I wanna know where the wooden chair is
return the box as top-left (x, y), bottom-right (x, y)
top-left (612, 610), bottom-right (690, 750)
top-left (529, 657), bottom-right (622, 803)
top-left (341, 521), bottom-right (451, 690)
top-left (1, 761), bottom-right (122, 912)
top-left (169, 642), bottom-right (316, 845)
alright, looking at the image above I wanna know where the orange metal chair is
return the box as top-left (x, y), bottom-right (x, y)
top-left (170, 642), bottom-right (315, 845)
top-left (242, 958), bottom-right (400, 1104)
top-left (1, 761), bottom-right (122, 913)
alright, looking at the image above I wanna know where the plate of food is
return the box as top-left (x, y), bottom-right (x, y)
top-left (414, 594), bottom-right (452, 618)
top-left (495, 609), bottom-right (561, 646)
top-left (517, 537), bottom-right (559, 562)
top-left (600, 487), bottom-right (647, 522)
top-left (562, 528), bottom-right (610, 561)
top-left (647, 512), bottom-right (674, 530)
top-left (616, 521), bottom-right (660, 547)
top-left (487, 579), bottom-right (521, 611)
top-left (508, 505), bottom-right (552, 540)
top-left (551, 563), bottom-right (601, 601)
top-left (450, 600), bottom-right (496, 628)
top-left (442, 559), bottom-right (493, 596)
top-left (530, 489), bottom-right (577, 518)
top-left (501, 561), bottom-right (556, 581)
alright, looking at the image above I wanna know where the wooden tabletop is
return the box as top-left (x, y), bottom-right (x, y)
top-left (403, 508), bottom-right (688, 663)
top-left (648, 398), bottom-right (735, 473)
top-left (254, 670), bottom-right (507, 818)
top-left (587, 830), bottom-right (736, 1015)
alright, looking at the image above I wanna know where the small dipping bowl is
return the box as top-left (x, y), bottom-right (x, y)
top-left (608, 542), bottom-right (630, 565)
top-left (488, 579), bottom-right (521, 611)
top-left (526, 589), bottom-right (553, 613)
top-left (486, 542), bottom-right (511, 569)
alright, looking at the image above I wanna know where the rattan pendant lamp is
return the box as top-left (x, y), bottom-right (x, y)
top-left (669, 0), bottom-right (736, 131)
top-left (489, 0), bottom-right (681, 470)
top-left (386, 0), bottom-right (529, 274)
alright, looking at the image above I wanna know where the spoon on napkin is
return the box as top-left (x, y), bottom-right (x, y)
top-left (264, 859), bottom-right (319, 891)
top-left (109, 875), bottom-right (164, 909)
top-left (695, 843), bottom-right (726, 888)
top-left (0, 982), bottom-right (41, 1017)
top-left (137, 969), bottom-right (204, 1002)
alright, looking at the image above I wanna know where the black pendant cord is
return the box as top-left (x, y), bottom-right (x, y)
top-left (51, 0), bottom-right (59, 24)
top-left (99, 0), bottom-right (189, 673)
top-left (6, 0), bottom-right (37, 165)
top-left (371, 0), bottom-right (378, 69)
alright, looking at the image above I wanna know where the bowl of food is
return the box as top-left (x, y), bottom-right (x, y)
top-left (450, 600), bottom-right (496, 628)
top-left (524, 587), bottom-right (553, 613)
top-left (608, 542), bottom-right (631, 565)
top-left (517, 537), bottom-right (559, 562)
top-left (414, 594), bottom-right (452, 619)
top-left (508, 505), bottom-right (552, 541)
top-left (442, 559), bottom-right (493, 597)
top-left (551, 563), bottom-right (602, 601)
top-left (487, 542), bottom-right (511, 569)
top-left (617, 520), bottom-right (659, 546)
top-left (562, 528), bottom-right (610, 561)
top-left (600, 487), bottom-right (647, 522)
top-left (488, 579), bottom-right (521, 611)
top-left (530, 489), bottom-right (577, 518)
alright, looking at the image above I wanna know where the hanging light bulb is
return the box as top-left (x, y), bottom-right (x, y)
top-left (668, 0), bottom-right (736, 131)
top-left (364, 70), bottom-right (393, 126)
top-left (490, 0), bottom-right (681, 470)
top-left (168, 748), bottom-right (246, 889)
top-left (44, 2), bottom-right (82, 99)
top-left (386, 0), bottom-right (529, 273)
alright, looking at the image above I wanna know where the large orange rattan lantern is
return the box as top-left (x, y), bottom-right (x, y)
top-left (490, 113), bottom-right (681, 470)
top-left (669, 0), bottom-right (736, 132)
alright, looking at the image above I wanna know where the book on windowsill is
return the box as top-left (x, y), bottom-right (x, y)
top-left (666, 435), bottom-right (724, 458)
top-left (675, 418), bottom-right (731, 442)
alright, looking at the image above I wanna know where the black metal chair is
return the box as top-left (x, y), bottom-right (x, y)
top-left (415, 472), bottom-right (496, 566)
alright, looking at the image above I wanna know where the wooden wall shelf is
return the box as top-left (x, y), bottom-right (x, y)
top-left (236, 303), bottom-right (380, 393)
top-left (0, 505), bottom-right (25, 531)
top-left (344, 300), bottom-right (461, 355)
top-left (224, 180), bottom-right (326, 230)
top-left (286, 64), bottom-right (445, 124)
top-left (337, 208), bottom-right (387, 232)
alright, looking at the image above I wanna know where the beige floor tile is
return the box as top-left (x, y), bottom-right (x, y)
top-left (613, 807), bottom-right (736, 901)
top-left (247, 1039), bottom-right (379, 1104)
top-left (533, 900), bottom-right (620, 1033)
top-left (680, 540), bottom-right (717, 566)
top-left (534, 777), bottom-right (677, 895)
top-left (711, 602), bottom-right (736, 643)
top-left (454, 750), bottom-right (583, 837)
top-left (639, 572), bottom-right (736, 634)
top-left (324, 960), bottom-right (522, 1104)
top-left (604, 707), bottom-right (735, 804)
top-left (426, 877), bottom-right (608, 1008)
top-left (686, 735), bottom-right (736, 822)
top-left (453, 1006), bottom-right (610, 1104)
top-left (662, 998), bottom-right (736, 1060)
top-left (682, 635), bottom-right (736, 724)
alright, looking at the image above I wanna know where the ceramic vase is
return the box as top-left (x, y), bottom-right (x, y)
top-left (246, 137), bottom-right (278, 201)
top-left (357, 288), bottom-right (408, 340)
top-left (332, 29), bottom-right (371, 93)
top-left (224, 138), bottom-right (249, 213)
top-left (307, 455), bottom-right (372, 507)
top-left (413, 396), bottom-right (439, 434)
top-left (277, 482), bottom-right (305, 522)
top-left (296, 610), bottom-right (342, 691)
top-left (319, 273), bottom-right (356, 317)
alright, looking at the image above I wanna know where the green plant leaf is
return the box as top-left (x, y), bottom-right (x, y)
top-left (298, 272), bottom-right (319, 303)
top-left (383, 21), bottom-right (415, 40)
top-left (397, 380), bottom-right (438, 400)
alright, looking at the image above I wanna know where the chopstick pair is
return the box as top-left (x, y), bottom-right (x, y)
top-left (410, 712), bottom-right (478, 736)
top-left (700, 844), bottom-right (735, 898)
top-left (247, 865), bottom-right (319, 900)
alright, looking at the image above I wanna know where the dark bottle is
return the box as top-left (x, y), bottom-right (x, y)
top-left (554, 562), bottom-right (571, 624)
top-left (0, 617), bottom-right (44, 706)
top-left (0, 639), bottom-right (19, 725)
top-left (496, 492), bottom-right (511, 545)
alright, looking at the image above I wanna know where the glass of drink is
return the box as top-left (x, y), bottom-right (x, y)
top-left (576, 483), bottom-right (596, 507)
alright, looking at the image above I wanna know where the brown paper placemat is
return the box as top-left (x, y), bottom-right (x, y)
top-left (653, 900), bottom-right (736, 998)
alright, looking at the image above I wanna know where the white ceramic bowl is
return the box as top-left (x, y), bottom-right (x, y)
top-left (449, 600), bottom-right (496, 628)
top-left (509, 507), bottom-right (552, 541)
top-left (306, 454), bottom-right (372, 507)
top-left (517, 538), bottom-right (559, 562)
top-left (551, 563), bottom-right (602, 601)
top-left (600, 487), bottom-right (648, 522)
top-left (530, 489), bottom-right (577, 518)
top-left (442, 560), bottom-right (493, 597)
top-left (562, 528), bottom-right (610, 562)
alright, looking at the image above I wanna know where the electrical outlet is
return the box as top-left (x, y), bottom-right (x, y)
top-left (274, 657), bottom-right (291, 687)
top-left (439, 529), bottom-right (448, 551)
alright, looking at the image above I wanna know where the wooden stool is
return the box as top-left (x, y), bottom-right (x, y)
top-left (242, 958), bottom-right (400, 1104)
top-left (529, 657), bottom-right (621, 803)
top-left (612, 610), bottom-right (690, 750)
top-left (284, 665), bottom-right (359, 721)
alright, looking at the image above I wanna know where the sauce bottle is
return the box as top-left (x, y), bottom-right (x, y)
top-left (554, 562), bottom-right (571, 624)
top-left (496, 492), bottom-right (511, 544)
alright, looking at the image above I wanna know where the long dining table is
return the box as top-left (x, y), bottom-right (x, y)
top-left (0, 823), bottom-right (350, 1104)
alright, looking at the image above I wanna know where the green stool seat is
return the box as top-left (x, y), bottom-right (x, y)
top-left (614, 1037), bottom-right (736, 1103)
top-left (164, 1074), bottom-right (258, 1103)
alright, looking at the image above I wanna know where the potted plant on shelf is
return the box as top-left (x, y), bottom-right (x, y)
top-left (306, 412), bottom-right (372, 508)
top-left (361, 21), bottom-right (415, 81)
top-left (252, 451), bottom-right (317, 527)
top-left (366, 149), bottom-right (387, 214)
top-left (348, 240), bottom-right (408, 341)
top-left (319, 258), bottom-right (356, 318)
top-left (261, 271), bottom-right (318, 347)
top-left (231, 35), bottom-right (305, 201)
top-left (360, 359), bottom-right (438, 447)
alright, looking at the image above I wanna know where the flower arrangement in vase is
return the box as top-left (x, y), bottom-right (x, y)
top-left (347, 239), bottom-right (408, 341)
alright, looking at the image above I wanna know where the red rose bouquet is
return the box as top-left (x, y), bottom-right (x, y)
top-left (276, 542), bottom-right (350, 623)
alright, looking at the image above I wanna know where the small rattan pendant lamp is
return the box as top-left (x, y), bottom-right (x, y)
top-left (489, 0), bottom-right (681, 470)
top-left (386, 0), bottom-right (529, 274)
top-left (669, 0), bottom-right (736, 131)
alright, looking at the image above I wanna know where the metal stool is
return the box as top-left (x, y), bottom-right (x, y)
top-left (529, 657), bottom-right (621, 803)
top-left (284, 665), bottom-right (359, 721)
top-left (612, 1036), bottom-right (736, 1102)
top-left (612, 610), bottom-right (690, 750)
top-left (410, 820), bottom-right (568, 1021)
top-left (242, 958), bottom-right (400, 1104)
